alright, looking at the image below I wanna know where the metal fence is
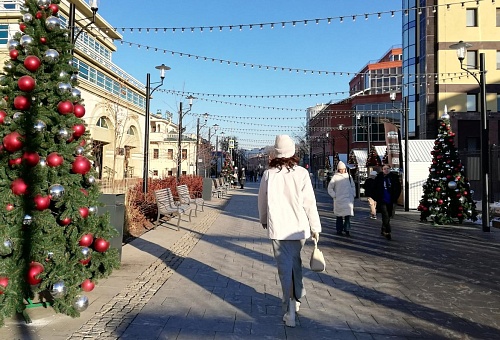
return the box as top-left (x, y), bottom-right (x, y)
top-left (458, 145), bottom-right (500, 203)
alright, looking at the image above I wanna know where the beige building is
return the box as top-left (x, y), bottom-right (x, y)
top-left (0, 0), bottom-right (197, 188)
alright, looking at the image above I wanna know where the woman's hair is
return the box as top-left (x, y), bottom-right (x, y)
top-left (269, 155), bottom-right (299, 171)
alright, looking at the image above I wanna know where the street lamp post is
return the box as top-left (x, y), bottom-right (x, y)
top-left (177, 95), bottom-right (196, 181)
top-left (142, 64), bottom-right (171, 194)
top-left (338, 124), bottom-right (350, 162)
top-left (450, 41), bottom-right (489, 232)
top-left (390, 92), bottom-right (409, 212)
top-left (208, 124), bottom-right (219, 177)
top-left (219, 132), bottom-right (225, 177)
top-left (195, 113), bottom-right (209, 176)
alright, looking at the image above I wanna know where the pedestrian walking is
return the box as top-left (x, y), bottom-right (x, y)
top-left (363, 170), bottom-right (378, 219)
top-left (372, 165), bottom-right (402, 240)
top-left (238, 167), bottom-right (246, 189)
top-left (258, 135), bottom-right (322, 328)
top-left (327, 161), bottom-right (355, 236)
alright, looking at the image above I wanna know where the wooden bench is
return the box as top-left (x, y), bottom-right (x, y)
top-left (177, 184), bottom-right (204, 216)
top-left (154, 188), bottom-right (192, 230)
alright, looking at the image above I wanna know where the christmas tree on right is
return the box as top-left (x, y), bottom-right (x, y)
top-left (418, 109), bottom-right (478, 225)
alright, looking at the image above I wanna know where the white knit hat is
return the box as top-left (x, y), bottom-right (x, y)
top-left (370, 170), bottom-right (378, 177)
top-left (274, 135), bottom-right (295, 158)
top-left (337, 161), bottom-right (346, 170)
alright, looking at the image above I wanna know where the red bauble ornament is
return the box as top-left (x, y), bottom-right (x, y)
top-left (11, 178), bottom-right (28, 195)
top-left (79, 139), bottom-right (86, 147)
top-left (14, 95), bottom-right (30, 110)
top-left (463, 191), bottom-right (468, 196)
top-left (20, 23), bottom-right (27, 32)
top-left (80, 257), bottom-right (91, 266)
top-left (46, 152), bottom-right (63, 167)
top-left (34, 194), bottom-right (51, 211)
top-left (72, 156), bottom-right (91, 175)
top-left (435, 187), bottom-right (441, 192)
top-left (437, 199), bottom-right (443, 205)
top-left (0, 111), bottom-right (6, 124)
top-left (81, 279), bottom-right (95, 292)
top-left (24, 55), bottom-right (41, 72)
top-left (79, 207), bottom-right (89, 219)
top-left (0, 277), bottom-right (8, 294)
top-left (72, 124), bottom-right (86, 138)
top-left (35, 11), bottom-right (43, 19)
top-left (6, 203), bottom-right (14, 211)
top-left (9, 157), bottom-right (22, 167)
top-left (57, 101), bottom-right (74, 115)
top-left (9, 49), bottom-right (19, 60)
top-left (48, 4), bottom-right (59, 14)
top-left (59, 217), bottom-right (71, 226)
top-left (79, 233), bottom-right (94, 247)
top-left (457, 213), bottom-right (463, 218)
top-left (27, 262), bottom-right (44, 285)
top-left (73, 104), bottom-right (86, 118)
top-left (80, 188), bottom-right (88, 196)
top-left (94, 238), bottom-right (110, 253)
top-left (40, 37), bottom-right (47, 44)
top-left (23, 151), bottom-right (40, 166)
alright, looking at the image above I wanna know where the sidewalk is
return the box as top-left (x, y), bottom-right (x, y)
top-left (1, 181), bottom-right (500, 339)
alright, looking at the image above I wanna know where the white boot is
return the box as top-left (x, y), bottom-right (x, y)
top-left (283, 298), bottom-right (296, 327)
top-left (295, 300), bottom-right (300, 312)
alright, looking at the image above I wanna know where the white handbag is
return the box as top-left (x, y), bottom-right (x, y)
top-left (310, 238), bottom-right (326, 272)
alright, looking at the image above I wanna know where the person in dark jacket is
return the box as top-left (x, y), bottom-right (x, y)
top-left (238, 167), bottom-right (246, 189)
top-left (372, 165), bottom-right (401, 240)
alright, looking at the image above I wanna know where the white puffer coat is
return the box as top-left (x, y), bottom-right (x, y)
top-left (327, 172), bottom-right (355, 217)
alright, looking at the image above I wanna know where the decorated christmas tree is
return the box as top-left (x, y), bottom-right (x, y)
top-left (0, 0), bottom-right (119, 325)
top-left (366, 145), bottom-right (382, 167)
top-left (418, 109), bottom-right (477, 225)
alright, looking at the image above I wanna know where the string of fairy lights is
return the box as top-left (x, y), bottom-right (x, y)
top-left (91, 1), bottom-right (483, 35)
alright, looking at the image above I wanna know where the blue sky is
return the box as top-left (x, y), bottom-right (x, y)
top-left (97, 1), bottom-right (402, 149)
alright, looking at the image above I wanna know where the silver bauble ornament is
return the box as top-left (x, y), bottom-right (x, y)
top-left (37, 0), bottom-right (50, 9)
top-left (73, 295), bottom-right (89, 312)
top-left (39, 158), bottom-right (46, 167)
top-left (87, 175), bottom-right (95, 185)
top-left (13, 112), bottom-right (23, 120)
top-left (3, 62), bottom-right (14, 73)
top-left (71, 88), bottom-right (81, 100)
top-left (49, 184), bottom-right (65, 200)
top-left (34, 120), bottom-right (46, 132)
top-left (58, 128), bottom-right (70, 140)
top-left (0, 239), bottom-right (13, 256)
top-left (45, 16), bottom-right (61, 31)
top-left (23, 214), bottom-right (33, 225)
top-left (68, 60), bottom-right (73, 66)
top-left (447, 181), bottom-right (457, 190)
top-left (70, 74), bottom-right (78, 83)
top-left (59, 70), bottom-right (69, 80)
top-left (23, 13), bottom-right (33, 23)
top-left (57, 82), bottom-right (72, 95)
top-left (7, 39), bottom-right (20, 51)
top-left (20, 35), bottom-right (34, 47)
top-left (88, 206), bottom-right (98, 215)
top-left (75, 146), bottom-right (84, 155)
top-left (467, 209), bottom-right (472, 215)
top-left (46, 251), bottom-right (54, 260)
top-left (81, 247), bottom-right (91, 257)
top-left (44, 49), bottom-right (59, 64)
top-left (51, 281), bottom-right (67, 299)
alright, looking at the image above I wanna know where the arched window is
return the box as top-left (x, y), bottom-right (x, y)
top-left (127, 126), bottom-right (135, 135)
top-left (96, 117), bottom-right (108, 128)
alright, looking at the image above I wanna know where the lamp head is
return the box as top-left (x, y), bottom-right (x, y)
top-left (186, 95), bottom-right (196, 109)
top-left (449, 40), bottom-right (472, 62)
top-left (389, 91), bottom-right (397, 101)
top-left (338, 124), bottom-right (344, 130)
top-left (203, 112), bottom-right (209, 122)
top-left (155, 64), bottom-right (171, 79)
top-left (213, 124), bottom-right (219, 131)
top-left (89, 0), bottom-right (99, 12)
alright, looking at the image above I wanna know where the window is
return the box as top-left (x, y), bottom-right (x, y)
top-left (0, 25), bottom-right (8, 45)
top-left (153, 149), bottom-right (159, 159)
top-left (168, 170), bottom-right (173, 176)
top-left (466, 137), bottom-right (479, 151)
top-left (96, 117), bottom-right (108, 128)
top-left (497, 94), bottom-right (500, 111)
top-left (466, 8), bottom-right (477, 27)
top-left (127, 126), bottom-right (135, 135)
top-left (153, 170), bottom-right (158, 176)
top-left (167, 149), bottom-right (173, 159)
top-left (467, 94), bottom-right (478, 112)
top-left (182, 149), bottom-right (187, 160)
top-left (497, 8), bottom-right (500, 26)
top-left (467, 51), bottom-right (477, 69)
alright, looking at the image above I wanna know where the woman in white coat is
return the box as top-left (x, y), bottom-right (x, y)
top-left (327, 161), bottom-right (355, 236)
top-left (258, 135), bottom-right (322, 328)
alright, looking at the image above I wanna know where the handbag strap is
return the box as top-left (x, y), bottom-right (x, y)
top-left (313, 238), bottom-right (318, 249)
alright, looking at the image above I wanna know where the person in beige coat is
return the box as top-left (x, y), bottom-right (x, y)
top-left (327, 161), bottom-right (355, 236)
top-left (258, 135), bottom-right (322, 328)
